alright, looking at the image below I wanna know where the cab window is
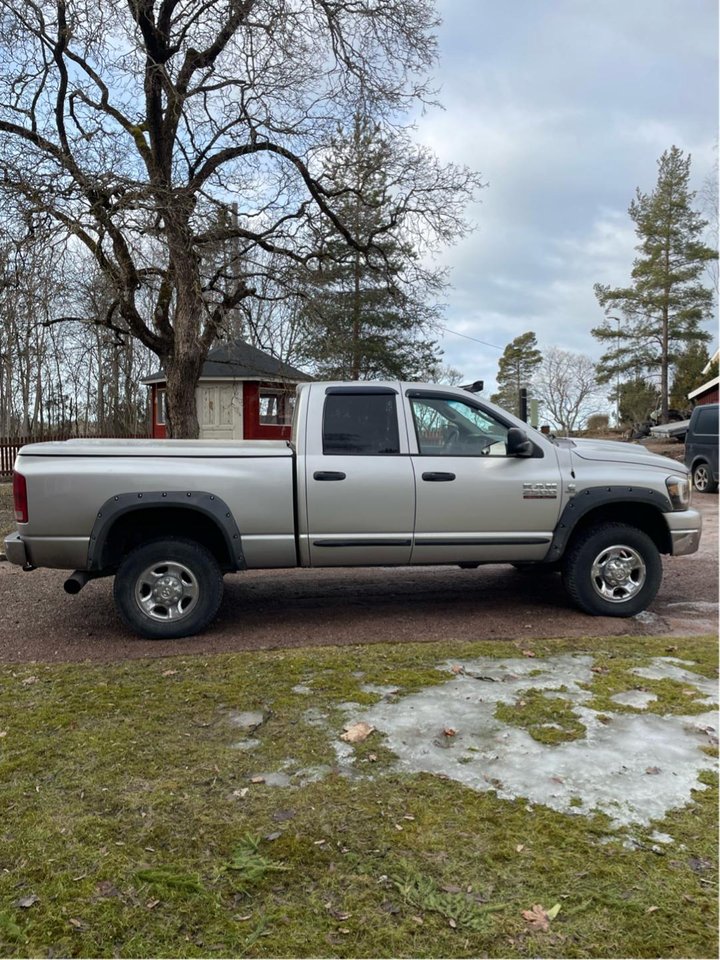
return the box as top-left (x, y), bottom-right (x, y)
top-left (323, 394), bottom-right (400, 455)
top-left (410, 395), bottom-right (509, 456)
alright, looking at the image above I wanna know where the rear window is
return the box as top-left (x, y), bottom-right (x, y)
top-left (322, 394), bottom-right (400, 455)
top-left (694, 406), bottom-right (718, 437)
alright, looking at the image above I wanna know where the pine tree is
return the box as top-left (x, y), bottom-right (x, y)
top-left (670, 342), bottom-right (710, 410)
top-left (299, 116), bottom-right (442, 381)
top-left (592, 146), bottom-right (716, 421)
top-left (490, 332), bottom-right (543, 416)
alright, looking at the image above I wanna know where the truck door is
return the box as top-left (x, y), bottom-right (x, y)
top-left (406, 390), bottom-right (562, 564)
top-left (301, 385), bottom-right (415, 566)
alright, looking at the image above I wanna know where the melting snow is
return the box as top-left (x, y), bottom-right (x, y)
top-left (349, 654), bottom-right (718, 827)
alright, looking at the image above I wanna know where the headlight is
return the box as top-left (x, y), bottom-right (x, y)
top-left (666, 475), bottom-right (691, 510)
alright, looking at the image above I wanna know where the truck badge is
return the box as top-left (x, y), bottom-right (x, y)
top-left (523, 482), bottom-right (558, 499)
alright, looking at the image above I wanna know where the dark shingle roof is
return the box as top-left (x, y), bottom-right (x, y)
top-left (142, 340), bottom-right (311, 385)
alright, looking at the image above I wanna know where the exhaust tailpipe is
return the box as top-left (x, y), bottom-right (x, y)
top-left (64, 570), bottom-right (92, 595)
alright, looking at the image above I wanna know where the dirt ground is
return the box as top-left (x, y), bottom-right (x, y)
top-left (0, 490), bottom-right (716, 664)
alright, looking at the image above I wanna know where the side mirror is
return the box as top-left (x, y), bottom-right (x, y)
top-left (506, 427), bottom-right (533, 457)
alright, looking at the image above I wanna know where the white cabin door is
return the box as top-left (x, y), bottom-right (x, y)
top-left (197, 383), bottom-right (243, 440)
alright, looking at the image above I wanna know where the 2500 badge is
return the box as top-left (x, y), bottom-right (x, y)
top-left (523, 481), bottom-right (558, 499)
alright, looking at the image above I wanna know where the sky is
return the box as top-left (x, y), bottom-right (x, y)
top-left (414, 0), bottom-right (719, 391)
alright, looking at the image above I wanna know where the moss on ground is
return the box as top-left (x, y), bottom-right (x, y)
top-left (0, 634), bottom-right (716, 958)
top-left (495, 687), bottom-right (587, 744)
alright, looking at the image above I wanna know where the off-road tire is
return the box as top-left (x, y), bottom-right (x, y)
top-left (692, 461), bottom-right (718, 494)
top-left (562, 522), bottom-right (662, 618)
top-left (113, 537), bottom-right (224, 639)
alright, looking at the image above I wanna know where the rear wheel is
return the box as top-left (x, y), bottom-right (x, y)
top-left (114, 537), bottom-right (224, 639)
top-left (692, 461), bottom-right (718, 494)
top-left (562, 522), bottom-right (662, 617)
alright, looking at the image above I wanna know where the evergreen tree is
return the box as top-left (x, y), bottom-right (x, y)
top-left (592, 146), bottom-right (716, 421)
top-left (670, 342), bottom-right (710, 410)
top-left (298, 116), bottom-right (443, 381)
top-left (617, 377), bottom-right (659, 427)
top-left (490, 331), bottom-right (543, 415)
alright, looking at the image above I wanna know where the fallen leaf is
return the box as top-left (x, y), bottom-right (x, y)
top-left (368, 753), bottom-right (377, 762)
top-left (21, 676), bottom-right (39, 685)
top-left (340, 722), bottom-right (374, 743)
top-left (69, 918), bottom-right (87, 930)
top-left (162, 669), bottom-right (178, 677)
top-left (250, 776), bottom-right (265, 784)
top-left (264, 831), bottom-right (282, 842)
top-left (521, 650), bottom-right (536, 658)
top-left (234, 914), bottom-right (253, 922)
top-left (232, 788), bottom-right (249, 798)
top-left (646, 905), bottom-right (659, 913)
top-left (522, 904), bottom-right (550, 931)
top-left (0, 730), bottom-right (7, 737)
top-left (338, 928), bottom-right (350, 935)
top-left (16, 895), bottom-right (39, 909)
top-left (411, 915), bottom-right (423, 925)
top-left (448, 918), bottom-right (457, 929)
top-left (146, 899), bottom-right (160, 910)
top-left (682, 688), bottom-right (697, 696)
top-left (516, 843), bottom-right (525, 853)
top-left (443, 727), bottom-right (457, 737)
top-left (645, 767), bottom-right (662, 775)
top-left (403, 815), bottom-right (415, 821)
top-left (441, 883), bottom-right (462, 894)
top-left (546, 903), bottom-right (562, 920)
top-left (451, 664), bottom-right (464, 674)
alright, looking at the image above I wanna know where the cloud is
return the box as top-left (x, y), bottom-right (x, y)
top-left (417, 0), bottom-right (718, 389)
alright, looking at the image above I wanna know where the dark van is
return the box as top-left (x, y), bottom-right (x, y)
top-left (685, 403), bottom-right (718, 494)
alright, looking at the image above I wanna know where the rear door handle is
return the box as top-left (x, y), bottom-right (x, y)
top-left (313, 471), bottom-right (346, 481)
top-left (421, 471), bottom-right (456, 482)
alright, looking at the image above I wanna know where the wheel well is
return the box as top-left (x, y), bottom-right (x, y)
top-left (100, 507), bottom-right (234, 572)
top-left (565, 503), bottom-right (672, 555)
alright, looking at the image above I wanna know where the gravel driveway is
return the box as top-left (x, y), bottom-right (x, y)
top-left (0, 496), bottom-right (716, 663)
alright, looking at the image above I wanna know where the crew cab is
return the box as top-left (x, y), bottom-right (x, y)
top-left (5, 381), bottom-right (702, 638)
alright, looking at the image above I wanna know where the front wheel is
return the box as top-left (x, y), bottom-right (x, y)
top-left (114, 537), bottom-right (224, 639)
top-left (692, 461), bottom-right (718, 494)
top-left (562, 522), bottom-right (662, 618)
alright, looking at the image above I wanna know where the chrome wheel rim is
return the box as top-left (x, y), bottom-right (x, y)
top-left (694, 464), bottom-right (709, 492)
top-left (590, 544), bottom-right (646, 604)
top-left (134, 560), bottom-right (199, 622)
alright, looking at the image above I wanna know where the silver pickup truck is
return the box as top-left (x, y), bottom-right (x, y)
top-left (5, 380), bottom-right (701, 638)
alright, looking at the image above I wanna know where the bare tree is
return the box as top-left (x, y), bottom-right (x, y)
top-left (0, 0), bottom-right (481, 436)
top-left (534, 347), bottom-right (602, 434)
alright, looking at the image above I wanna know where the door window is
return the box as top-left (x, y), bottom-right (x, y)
top-left (410, 395), bottom-right (509, 456)
top-left (322, 394), bottom-right (400, 455)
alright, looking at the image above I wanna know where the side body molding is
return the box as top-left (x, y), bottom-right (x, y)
top-left (544, 485), bottom-right (673, 563)
top-left (86, 491), bottom-right (246, 571)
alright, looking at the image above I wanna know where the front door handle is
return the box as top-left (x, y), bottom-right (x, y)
top-left (422, 471), bottom-right (456, 482)
top-left (313, 471), bottom-right (346, 481)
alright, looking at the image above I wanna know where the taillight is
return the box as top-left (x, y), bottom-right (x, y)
top-left (12, 471), bottom-right (28, 523)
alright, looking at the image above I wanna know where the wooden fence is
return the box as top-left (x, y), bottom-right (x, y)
top-left (1, 433), bottom-right (147, 479)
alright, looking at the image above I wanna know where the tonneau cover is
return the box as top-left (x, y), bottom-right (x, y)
top-left (18, 438), bottom-right (293, 458)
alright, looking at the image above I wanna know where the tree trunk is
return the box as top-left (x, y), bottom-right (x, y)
top-left (164, 351), bottom-right (203, 438)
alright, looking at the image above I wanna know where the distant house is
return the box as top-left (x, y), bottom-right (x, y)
top-left (142, 340), bottom-right (312, 440)
top-left (688, 349), bottom-right (719, 407)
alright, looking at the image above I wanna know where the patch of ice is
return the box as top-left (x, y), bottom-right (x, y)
top-left (303, 708), bottom-right (329, 726)
top-left (230, 738), bottom-right (261, 751)
top-left (357, 655), bottom-right (718, 827)
top-left (292, 684), bottom-right (312, 695)
top-left (610, 690), bottom-right (658, 709)
top-left (249, 771), bottom-right (292, 787)
top-left (227, 710), bottom-right (265, 730)
top-left (650, 831), bottom-right (674, 844)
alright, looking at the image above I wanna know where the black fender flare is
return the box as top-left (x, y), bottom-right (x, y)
top-left (544, 485), bottom-right (672, 563)
top-left (86, 491), bottom-right (246, 571)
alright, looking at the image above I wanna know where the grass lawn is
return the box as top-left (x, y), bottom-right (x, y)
top-left (0, 635), bottom-right (717, 959)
